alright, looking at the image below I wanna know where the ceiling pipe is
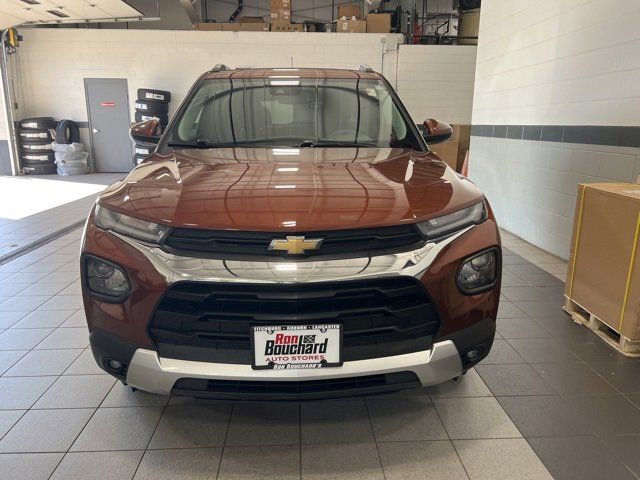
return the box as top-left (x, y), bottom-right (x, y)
top-left (178, 0), bottom-right (202, 24)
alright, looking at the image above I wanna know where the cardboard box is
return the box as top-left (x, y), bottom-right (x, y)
top-left (238, 16), bottom-right (265, 23)
top-left (366, 13), bottom-right (391, 33)
top-left (337, 19), bottom-right (366, 33)
top-left (566, 182), bottom-right (640, 342)
top-left (193, 23), bottom-right (223, 31)
top-left (338, 4), bottom-right (360, 19)
top-left (222, 22), bottom-right (241, 31)
top-left (270, 20), bottom-right (303, 32)
top-left (270, 0), bottom-right (291, 20)
top-left (429, 124), bottom-right (470, 172)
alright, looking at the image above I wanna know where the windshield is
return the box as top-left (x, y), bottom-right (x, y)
top-left (165, 77), bottom-right (423, 150)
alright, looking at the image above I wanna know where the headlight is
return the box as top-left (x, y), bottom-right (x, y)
top-left (84, 255), bottom-right (130, 301)
top-left (457, 248), bottom-right (499, 294)
top-left (416, 202), bottom-right (486, 240)
top-left (94, 204), bottom-right (169, 243)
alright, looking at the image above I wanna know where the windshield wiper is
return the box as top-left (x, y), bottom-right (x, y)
top-left (297, 140), bottom-right (375, 148)
top-left (167, 139), bottom-right (234, 149)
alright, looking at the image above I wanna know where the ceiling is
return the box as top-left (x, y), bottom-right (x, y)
top-left (0, 0), bottom-right (143, 29)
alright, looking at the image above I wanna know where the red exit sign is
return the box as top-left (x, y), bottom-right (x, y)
top-left (101, 101), bottom-right (116, 107)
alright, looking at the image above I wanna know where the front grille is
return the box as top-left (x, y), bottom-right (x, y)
top-left (171, 372), bottom-right (421, 400)
top-left (162, 224), bottom-right (425, 260)
top-left (148, 277), bottom-right (440, 364)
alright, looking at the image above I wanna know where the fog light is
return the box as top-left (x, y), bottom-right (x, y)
top-left (85, 256), bottom-right (130, 301)
top-left (107, 359), bottom-right (123, 370)
top-left (457, 248), bottom-right (499, 294)
top-left (466, 349), bottom-right (480, 360)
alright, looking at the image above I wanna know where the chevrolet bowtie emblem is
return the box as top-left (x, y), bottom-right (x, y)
top-left (268, 236), bottom-right (324, 255)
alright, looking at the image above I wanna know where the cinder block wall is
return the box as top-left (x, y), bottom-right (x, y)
top-left (13, 29), bottom-right (476, 151)
top-left (468, 0), bottom-right (640, 259)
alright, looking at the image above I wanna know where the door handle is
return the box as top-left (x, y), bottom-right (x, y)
top-left (92, 128), bottom-right (100, 133)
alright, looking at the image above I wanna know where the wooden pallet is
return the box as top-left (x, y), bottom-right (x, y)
top-left (564, 296), bottom-right (640, 357)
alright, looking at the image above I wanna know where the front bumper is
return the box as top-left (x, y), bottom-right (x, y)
top-left (126, 340), bottom-right (463, 397)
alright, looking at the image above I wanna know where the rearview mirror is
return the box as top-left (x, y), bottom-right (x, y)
top-left (422, 118), bottom-right (453, 145)
top-left (130, 119), bottom-right (161, 145)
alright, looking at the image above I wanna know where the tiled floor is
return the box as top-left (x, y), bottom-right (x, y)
top-left (1, 228), bottom-right (640, 479)
top-left (0, 174), bottom-right (123, 261)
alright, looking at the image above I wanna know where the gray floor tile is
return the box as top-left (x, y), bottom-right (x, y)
top-left (506, 264), bottom-right (550, 276)
top-left (0, 408), bottom-right (93, 452)
top-left (563, 394), bottom-right (640, 435)
top-left (0, 349), bottom-right (27, 374)
top-left (0, 283), bottom-right (28, 296)
top-left (0, 410), bottom-right (24, 438)
top-left (134, 448), bottom-right (223, 480)
top-left (628, 393), bottom-right (640, 408)
top-left (60, 310), bottom-right (87, 328)
top-left (519, 274), bottom-right (565, 287)
top-left (0, 453), bottom-right (64, 480)
top-left (482, 339), bottom-right (526, 364)
top-left (601, 434), bottom-right (640, 476)
top-left (532, 315), bottom-right (594, 341)
top-left (301, 399), bottom-right (374, 444)
top-left (432, 397), bottom-right (521, 439)
top-left (502, 287), bottom-right (554, 302)
top-left (497, 396), bottom-right (592, 437)
top-left (11, 309), bottom-right (76, 329)
top-left (17, 282), bottom-right (69, 297)
top-left (33, 374), bottom-right (115, 409)
top-left (37, 295), bottom-right (83, 311)
top-left (0, 376), bottom-right (56, 409)
top-left (367, 397), bottom-right (447, 441)
top-left (42, 270), bottom-right (80, 283)
top-left (218, 445), bottom-right (299, 480)
top-left (34, 327), bottom-right (88, 349)
top-left (476, 364), bottom-right (556, 396)
top-left (500, 274), bottom-right (528, 287)
top-left (4, 348), bottom-right (82, 376)
top-left (0, 310), bottom-right (30, 329)
top-left (378, 440), bottom-right (469, 480)
top-left (508, 338), bottom-right (581, 363)
top-left (0, 295), bottom-right (50, 312)
top-left (528, 436), bottom-right (636, 480)
top-left (497, 302), bottom-right (526, 319)
top-left (51, 450), bottom-right (143, 480)
top-left (71, 406), bottom-right (163, 451)
top-left (568, 341), bottom-right (627, 363)
top-left (302, 442), bottom-right (384, 480)
top-left (149, 404), bottom-right (231, 449)
top-left (0, 328), bottom-right (53, 350)
top-left (427, 368), bottom-right (492, 397)
top-left (64, 348), bottom-right (107, 375)
top-left (454, 438), bottom-right (552, 480)
top-left (226, 402), bottom-right (299, 446)
top-left (497, 317), bottom-right (553, 339)
top-left (532, 362), bottom-right (616, 394)
top-left (589, 360), bottom-right (640, 393)
top-left (513, 300), bottom-right (566, 318)
top-left (102, 382), bottom-right (169, 407)
top-left (58, 283), bottom-right (82, 296)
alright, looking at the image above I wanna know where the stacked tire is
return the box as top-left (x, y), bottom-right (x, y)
top-left (133, 88), bottom-right (171, 166)
top-left (18, 117), bottom-right (57, 175)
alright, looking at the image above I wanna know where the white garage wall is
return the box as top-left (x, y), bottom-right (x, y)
top-left (396, 44), bottom-right (476, 125)
top-left (468, 0), bottom-right (640, 259)
top-left (15, 29), bottom-right (475, 126)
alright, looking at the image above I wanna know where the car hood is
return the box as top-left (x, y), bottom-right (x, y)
top-left (98, 147), bottom-right (484, 231)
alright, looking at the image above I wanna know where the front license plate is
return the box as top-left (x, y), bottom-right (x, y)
top-left (251, 324), bottom-right (342, 370)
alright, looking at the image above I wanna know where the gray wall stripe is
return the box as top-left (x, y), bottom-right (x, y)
top-left (471, 124), bottom-right (640, 148)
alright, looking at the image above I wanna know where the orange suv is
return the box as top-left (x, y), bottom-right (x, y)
top-left (81, 66), bottom-right (501, 399)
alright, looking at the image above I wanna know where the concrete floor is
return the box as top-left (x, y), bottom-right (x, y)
top-left (0, 207), bottom-right (639, 479)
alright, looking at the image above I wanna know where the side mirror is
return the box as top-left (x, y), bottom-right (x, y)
top-left (130, 119), bottom-right (161, 145)
top-left (422, 118), bottom-right (453, 145)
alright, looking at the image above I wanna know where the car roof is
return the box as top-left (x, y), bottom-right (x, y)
top-left (202, 67), bottom-right (383, 80)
